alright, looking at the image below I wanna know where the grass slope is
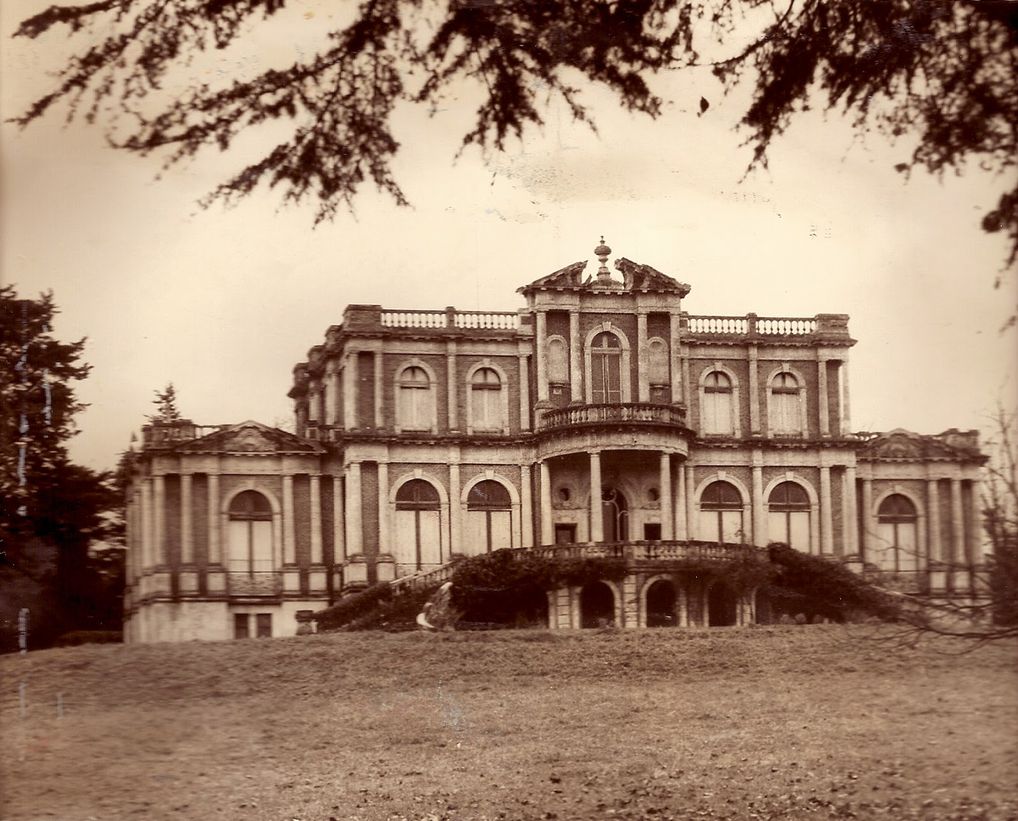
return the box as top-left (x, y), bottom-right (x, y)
top-left (1, 626), bottom-right (1016, 821)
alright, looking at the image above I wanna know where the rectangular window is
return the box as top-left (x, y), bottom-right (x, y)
top-left (643, 523), bottom-right (662, 541)
top-left (256, 613), bottom-right (272, 638)
top-left (233, 613), bottom-right (250, 640)
top-left (554, 524), bottom-right (577, 544)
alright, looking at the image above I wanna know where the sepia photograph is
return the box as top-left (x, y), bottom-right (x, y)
top-left (2, 1), bottom-right (1016, 819)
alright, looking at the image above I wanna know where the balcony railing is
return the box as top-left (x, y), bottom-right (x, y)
top-left (685, 313), bottom-right (848, 338)
top-left (142, 421), bottom-right (228, 448)
top-left (227, 571), bottom-right (283, 597)
top-left (380, 308), bottom-right (520, 331)
top-left (525, 540), bottom-right (762, 563)
top-left (538, 402), bottom-right (687, 431)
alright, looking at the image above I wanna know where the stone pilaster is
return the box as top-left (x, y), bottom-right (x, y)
top-left (659, 452), bottom-right (673, 540)
top-left (820, 466), bottom-right (833, 554)
top-left (589, 451), bottom-right (603, 543)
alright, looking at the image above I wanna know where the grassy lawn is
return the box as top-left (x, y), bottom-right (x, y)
top-left (2, 626), bottom-right (1016, 821)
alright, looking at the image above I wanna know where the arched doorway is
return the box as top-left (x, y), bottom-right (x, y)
top-left (590, 331), bottom-right (623, 404)
top-left (645, 579), bottom-right (677, 627)
top-left (699, 480), bottom-right (744, 543)
top-left (580, 582), bottom-right (616, 628)
top-left (602, 486), bottom-right (629, 542)
top-left (227, 490), bottom-right (274, 576)
top-left (767, 481), bottom-right (812, 552)
top-left (394, 479), bottom-right (442, 573)
top-left (707, 581), bottom-right (738, 626)
top-left (466, 480), bottom-right (513, 554)
top-left (875, 494), bottom-right (919, 572)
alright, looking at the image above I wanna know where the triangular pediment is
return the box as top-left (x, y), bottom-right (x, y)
top-left (175, 421), bottom-right (323, 454)
top-left (858, 428), bottom-right (984, 462)
top-left (614, 258), bottom-right (691, 296)
top-left (518, 260), bottom-right (587, 294)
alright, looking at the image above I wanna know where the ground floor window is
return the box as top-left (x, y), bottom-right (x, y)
top-left (256, 613), bottom-right (272, 638)
top-left (234, 613), bottom-right (249, 639)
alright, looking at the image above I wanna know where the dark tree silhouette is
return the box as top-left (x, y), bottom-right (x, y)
top-left (149, 383), bottom-right (182, 423)
top-left (10, 1), bottom-right (1018, 267)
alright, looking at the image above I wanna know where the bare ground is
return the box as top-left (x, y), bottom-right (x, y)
top-left (1, 625), bottom-right (1016, 821)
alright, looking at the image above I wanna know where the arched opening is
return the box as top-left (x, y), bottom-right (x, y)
top-left (769, 371), bottom-right (803, 435)
top-left (394, 479), bottom-right (442, 573)
top-left (470, 367), bottom-right (504, 430)
top-left (590, 332), bottom-right (623, 404)
top-left (580, 582), bottom-right (616, 628)
top-left (227, 490), bottom-right (274, 575)
top-left (875, 494), bottom-right (920, 572)
top-left (601, 486), bottom-right (629, 542)
top-left (767, 481), bottom-right (811, 552)
top-left (466, 480), bottom-right (513, 554)
top-left (645, 579), bottom-right (677, 627)
top-left (699, 481), bottom-right (744, 543)
top-left (397, 365), bottom-right (432, 430)
top-left (701, 370), bottom-right (734, 435)
top-left (707, 581), bottom-right (738, 626)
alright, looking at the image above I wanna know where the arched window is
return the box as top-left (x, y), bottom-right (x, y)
top-left (228, 491), bottom-right (274, 574)
top-left (767, 481), bottom-right (811, 552)
top-left (547, 337), bottom-right (569, 384)
top-left (699, 481), bottom-right (744, 543)
top-left (466, 480), bottom-right (513, 554)
top-left (394, 479), bottom-right (442, 573)
top-left (875, 494), bottom-right (919, 572)
top-left (397, 365), bottom-right (433, 431)
top-left (601, 486), bottom-right (629, 542)
top-left (769, 372), bottom-right (803, 435)
top-left (590, 332), bottom-right (623, 404)
top-left (701, 371), bottom-right (734, 435)
top-left (470, 367), bottom-right (504, 431)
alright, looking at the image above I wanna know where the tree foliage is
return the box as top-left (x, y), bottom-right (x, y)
top-left (149, 383), bottom-right (181, 423)
top-left (10, 1), bottom-right (1017, 266)
top-left (0, 286), bottom-right (121, 650)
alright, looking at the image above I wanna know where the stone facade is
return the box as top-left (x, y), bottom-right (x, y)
top-left (123, 243), bottom-right (987, 642)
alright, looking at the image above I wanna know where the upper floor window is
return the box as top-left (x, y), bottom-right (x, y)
top-left (470, 367), bottom-right (505, 431)
top-left (767, 481), bottom-right (811, 552)
top-left (701, 370), bottom-right (735, 435)
top-left (228, 490), bottom-right (274, 574)
top-left (699, 480), bottom-right (744, 543)
top-left (769, 371), bottom-right (804, 435)
top-left (397, 365), bottom-right (433, 431)
top-left (875, 494), bottom-right (919, 572)
top-left (590, 332), bottom-right (622, 404)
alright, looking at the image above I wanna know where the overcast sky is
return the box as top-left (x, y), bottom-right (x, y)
top-left (2, 1), bottom-right (1015, 472)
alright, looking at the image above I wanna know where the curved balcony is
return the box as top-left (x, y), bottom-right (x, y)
top-left (538, 402), bottom-right (687, 432)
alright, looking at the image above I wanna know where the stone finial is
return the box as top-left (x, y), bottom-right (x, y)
top-left (594, 236), bottom-right (612, 282)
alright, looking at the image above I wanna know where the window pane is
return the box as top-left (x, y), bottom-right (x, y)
top-left (721, 510), bottom-right (743, 543)
top-left (251, 521), bottom-right (273, 571)
top-left (788, 511), bottom-right (810, 553)
top-left (233, 613), bottom-right (250, 640)
top-left (468, 480), bottom-right (511, 509)
top-left (255, 613), bottom-right (272, 638)
top-left (698, 510), bottom-right (721, 542)
top-left (228, 520), bottom-right (250, 572)
top-left (767, 510), bottom-right (789, 545)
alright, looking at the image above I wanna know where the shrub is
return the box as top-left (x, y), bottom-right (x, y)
top-left (764, 543), bottom-right (901, 622)
top-left (54, 630), bottom-right (122, 646)
top-left (314, 583), bottom-right (392, 631)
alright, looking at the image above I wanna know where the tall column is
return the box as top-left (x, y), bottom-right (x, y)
top-left (180, 473), bottom-right (193, 564)
top-left (860, 478), bottom-right (873, 563)
top-left (926, 478), bottom-right (941, 564)
top-left (751, 463), bottom-right (764, 547)
top-left (310, 474), bottom-right (323, 564)
top-left (141, 478), bottom-right (153, 570)
top-left (153, 474), bottom-right (165, 566)
top-left (819, 466), bottom-right (833, 554)
top-left (950, 479), bottom-right (964, 567)
top-left (840, 361), bottom-right (851, 435)
top-left (283, 474), bottom-right (296, 564)
top-left (446, 341), bottom-right (458, 430)
top-left (684, 463), bottom-right (696, 539)
top-left (345, 462), bottom-right (363, 556)
top-left (569, 310), bottom-right (582, 402)
top-left (207, 473), bottom-right (221, 565)
top-left (844, 466), bottom-right (858, 557)
top-left (449, 462), bottom-right (461, 557)
top-left (536, 310), bottom-right (549, 403)
top-left (589, 451), bottom-right (603, 543)
top-left (818, 355), bottom-right (830, 436)
top-left (674, 460), bottom-right (687, 539)
top-left (637, 312), bottom-right (649, 402)
top-left (518, 355), bottom-right (531, 430)
top-left (376, 462), bottom-right (389, 557)
top-left (748, 345), bottom-right (760, 435)
top-left (659, 452), bottom-right (673, 540)
top-left (539, 461), bottom-right (553, 546)
top-left (669, 313), bottom-right (683, 405)
top-left (325, 363), bottom-right (338, 426)
top-left (343, 352), bottom-right (357, 429)
top-left (520, 463), bottom-right (534, 548)
top-left (374, 351), bottom-right (384, 429)
top-left (967, 481), bottom-right (983, 567)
